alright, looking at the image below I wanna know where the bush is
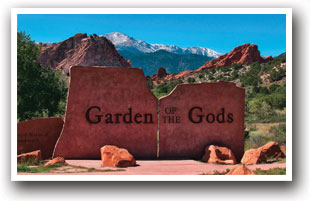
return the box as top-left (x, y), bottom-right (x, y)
top-left (147, 78), bottom-right (154, 89)
top-left (198, 73), bottom-right (204, 79)
top-left (245, 132), bottom-right (267, 150)
top-left (268, 124), bottom-right (286, 145)
top-left (269, 68), bottom-right (286, 82)
top-left (269, 84), bottom-right (281, 93)
top-left (187, 77), bottom-right (196, 83)
top-left (232, 63), bottom-right (243, 71)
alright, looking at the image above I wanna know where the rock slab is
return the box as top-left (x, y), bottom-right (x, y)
top-left (100, 145), bottom-right (136, 167)
top-left (159, 81), bottom-right (245, 161)
top-left (17, 118), bottom-right (64, 159)
top-left (53, 66), bottom-right (158, 159)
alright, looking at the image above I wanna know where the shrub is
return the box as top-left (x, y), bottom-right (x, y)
top-left (245, 132), bottom-right (267, 149)
top-left (248, 99), bottom-right (276, 121)
top-left (269, 68), bottom-right (286, 82)
top-left (187, 77), bottom-right (196, 83)
top-left (268, 124), bottom-right (286, 145)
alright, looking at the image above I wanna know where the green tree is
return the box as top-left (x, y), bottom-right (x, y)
top-left (17, 32), bottom-right (68, 121)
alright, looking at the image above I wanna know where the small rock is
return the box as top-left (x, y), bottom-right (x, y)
top-left (226, 164), bottom-right (256, 175)
top-left (100, 145), bottom-right (136, 167)
top-left (43, 157), bottom-right (66, 167)
top-left (17, 150), bottom-right (42, 163)
top-left (202, 145), bottom-right (237, 165)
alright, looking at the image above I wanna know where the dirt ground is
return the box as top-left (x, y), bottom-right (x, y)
top-left (18, 160), bottom-right (286, 175)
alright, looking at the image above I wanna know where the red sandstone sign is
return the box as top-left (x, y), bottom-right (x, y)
top-left (17, 118), bottom-right (64, 159)
top-left (159, 81), bottom-right (245, 161)
top-left (53, 66), bottom-right (158, 159)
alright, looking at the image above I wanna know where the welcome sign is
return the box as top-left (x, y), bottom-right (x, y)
top-left (53, 66), bottom-right (245, 160)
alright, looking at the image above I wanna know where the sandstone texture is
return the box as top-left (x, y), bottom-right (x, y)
top-left (226, 164), bottom-right (256, 175)
top-left (202, 145), bottom-right (237, 165)
top-left (17, 150), bottom-right (42, 163)
top-left (53, 66), bottom-right (158, 159)
top-left (241, 141), bottom-right (285, 164)
top-left (38, 33), bottom-right (131, 73)
top-left (159, 81), bottom-right (245, 160)
top-left (43, 157), bottom-right (66, 167)
top-left (17, 118), bottom-right (64, 159)
top-left (100, 145), bottom-right (136, 167)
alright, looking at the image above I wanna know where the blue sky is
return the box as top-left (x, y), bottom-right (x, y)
top-left (17, 14), bottom-right (286, 56)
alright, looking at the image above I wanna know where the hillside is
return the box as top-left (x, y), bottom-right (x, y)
top-left (119, 50), bottom-right (213, 76)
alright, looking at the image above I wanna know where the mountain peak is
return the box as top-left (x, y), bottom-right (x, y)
top-left (103, 32), bottom-right (222, 57)
top-left (38, 33), bottom-right (131, 72)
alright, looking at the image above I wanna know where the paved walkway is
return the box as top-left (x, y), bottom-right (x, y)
top-left (18, 160), bottom-right (286, 175)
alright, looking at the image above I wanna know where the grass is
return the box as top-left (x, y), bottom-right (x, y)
top-left (18, 162), bottom-right (126, 174)
top-left (17, 162), bottom-right (64, 173)
top-left (255, 168), bottom-right (286, 175)
top-left (212, 169), bottom-right (230, 175)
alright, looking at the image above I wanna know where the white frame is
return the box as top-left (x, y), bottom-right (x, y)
top-left (11, 8), bottom-right (292, 181)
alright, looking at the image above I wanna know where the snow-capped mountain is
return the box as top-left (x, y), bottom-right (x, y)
top-left (103, 32), bottom-right (222, 58)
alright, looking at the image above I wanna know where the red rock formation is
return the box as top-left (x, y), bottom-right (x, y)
top-left (226, 165), bottom-right (256, 175)
top-left (198, 43), bottom-right (273, 70)
top-left (100, 145), bottom-right (136, 168)
top-left (38, 33), bottom-right (131, 73)
top-left (202, 145), bottom-right (237, 165)
top-left (151, 67), bottom-right (169, 85)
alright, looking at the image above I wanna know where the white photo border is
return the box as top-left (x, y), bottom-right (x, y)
top-left (11, 8), bottom-right (292, 181)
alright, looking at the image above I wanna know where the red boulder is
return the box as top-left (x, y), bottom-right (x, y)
top-left (100, 145), bottom-right (136, 168)
top-left (202, 145), bottom-right (237, 165)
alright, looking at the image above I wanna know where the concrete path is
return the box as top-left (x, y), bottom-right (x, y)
top-left (18, 160), bottom-right (286, 175)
